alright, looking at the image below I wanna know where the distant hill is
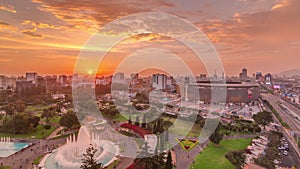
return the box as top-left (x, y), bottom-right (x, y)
top-left (276, 69), bottom-right (300, 77)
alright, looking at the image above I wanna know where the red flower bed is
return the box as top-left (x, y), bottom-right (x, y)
top-left (120, 123), bottom-right (152, 169)
top-left (120, 123), bottom-right (151, 138)
top-left (126, 160), bottom-right (146, 169)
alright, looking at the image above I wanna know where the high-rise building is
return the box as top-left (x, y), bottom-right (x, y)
top-left (37, 76), bottom-right (45, 87)
top-left (255, 72), bottom-right (262, 80)
top-left (130, 73), bottom-right (139, 84)
top-left (113, 72), bottom-right (125, 84)
top-left (199, 74), bottom-right (207, 81)
top-left (58, 75), bottom-right (68, 86)
top-left (45, 76), bottom-right (57, 90)
top-left (265, 73), bottom-right (272, 85)
top-left (152, 74), bottom-right (167, 90)
top-left (67, 76), bottom-right (73, 86)
top-left (16, 81), bottom-right (34, 92)
top-left (114, 72), bottom-right (125, 80)
top-left (26, 72), bottom-right (38, 84)
top-left (0, 76), bottom-right (16, 89)
top-left (239, 68), bottom-right (248, 81)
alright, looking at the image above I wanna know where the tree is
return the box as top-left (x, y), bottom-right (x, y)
top-left (137, 142), bottom-right (161, 169)
top-left (135, 116), bottom-right (140, 126)
top-left (29, 116), bottom-right (40, 128)
top-left (128, 116), bottom-right (132, 124)
top-left (165, 130), bottom-right (169, 142)
top-left (225, 149), bottom-right (247, 169)
top-left (142, 116), bottom-right (146, 128)
top-left (80, 144), bottom-right (103, 169)
top-left (253, 111), bottom-right (273, 129)
top-left (59, 111), bottom-right (80, 129)
top-left (15, 100), bottom-right (26, 112)
top-left (43, 124), bottom-right (51, 130)
top-left (209, 122), bottom-right (223, 145)
top-left (165, 151), bottom-right (173, 169)
top-left (41, 108), bottom-right (54, 122)
top-left (4, 103), bottom-right (15, 116)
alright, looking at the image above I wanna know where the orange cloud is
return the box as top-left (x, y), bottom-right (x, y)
top-left (31, 0), bottom-right (174, 33)
top-left (0, 21), bottom-right (17, 32)
top-left (22, 31), bottom-right (43, 38)
top-left (0, 4), bottom-right (16, 13)
top-left (272, 0), bottom-right (290, 10)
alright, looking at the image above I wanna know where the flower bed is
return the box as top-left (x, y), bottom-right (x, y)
top-left (120, 123), bottom-right (151, 138)
top-left (176, 138), bottom-right (199, 151)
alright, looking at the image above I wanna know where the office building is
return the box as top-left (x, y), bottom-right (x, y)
top-left (26, 72), bottom-right (38, 84)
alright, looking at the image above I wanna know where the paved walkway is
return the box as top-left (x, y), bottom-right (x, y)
top-left (173, 140), bottom-right (209, 169)
top-left (46, 127), bottom-right (64, 140)
top-left (224, 134), bottom-right (257, 140)
top-left (0, 138), bottom-right (66, 169)
top-left (116, 157), bottom-right (134, 169)
top-left (172, 134), bottom-right (256, 169)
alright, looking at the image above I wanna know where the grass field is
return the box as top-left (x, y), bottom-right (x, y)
top-left (33, 155), bottom-right (44, 165)
top-left (25, 104), bottom-right (51, 114)
top-left (0, 124), bottom-right (57, 139)
top-left (165, 117), bottom-right (201, 138)
top-left (189, 138), bottom-right (252, 169)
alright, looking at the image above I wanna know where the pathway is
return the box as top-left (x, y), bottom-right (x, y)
top-left (174, 140), bottom-right (209, 169)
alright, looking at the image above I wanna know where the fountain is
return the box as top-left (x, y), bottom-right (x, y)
top-left (0, 136), bottom-right (30, 157)
top-left (0, 136), bottom-right (11, 143)
top-left (44, 123), bottom-right (120, 169)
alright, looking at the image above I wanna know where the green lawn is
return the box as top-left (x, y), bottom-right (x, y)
top-left (33, 155), bottom-right (44, 165)
top-left (168, 118), bottom-right (201, 138)
top-left (0, 166), bottom-right (11, 169)
top-left (189, 138), bottom-right (252, 169)
top-left (0, 124), bottom-right (57, 139)
top-left (113, 113), bottom-right (128, 122)
top-left (49, 115), bottom-right (61, 124)
top-left (106, 160), bottom-right (119, 169)
top-left (25, 104), bottom-right (51, 113)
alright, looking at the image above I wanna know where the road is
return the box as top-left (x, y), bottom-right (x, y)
top-left (262, 94), bottom-right (300, 131)
top-left (261, 93), bottom-right (300, 166)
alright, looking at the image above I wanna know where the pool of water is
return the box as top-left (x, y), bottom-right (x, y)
top-left (44, 140), bottom-right (118, 169)
top-left (0, 142), bottom-right (30, 157)
top-left (44, 151), bottom-right (116, 169)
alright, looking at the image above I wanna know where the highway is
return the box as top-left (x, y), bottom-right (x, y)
top-left (261, 93), bottom-right (300, 164)
top-left (262, 94), bottom-right (300, 131)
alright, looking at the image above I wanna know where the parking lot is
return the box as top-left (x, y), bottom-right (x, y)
top-left (277, 137), bottom-right (298, 168)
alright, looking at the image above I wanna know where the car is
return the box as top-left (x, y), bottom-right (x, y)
top-left (274, 159), bottom-right (280, 164)
top-left (283, 151), bottom-right (288, 156)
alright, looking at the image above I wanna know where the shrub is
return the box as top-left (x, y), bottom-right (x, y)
top-left (43, 124), bottom-right (51, 130)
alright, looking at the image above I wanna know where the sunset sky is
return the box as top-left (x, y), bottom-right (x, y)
top-left (0, 0), bottom-right (299, 77)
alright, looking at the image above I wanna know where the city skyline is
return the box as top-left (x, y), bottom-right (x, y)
top-left (0, 68), bottom-right (272, 79)
top-left (0, 0), bottom-right (300, 76)
top-left (0, 1), bottom-right (300, 169)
